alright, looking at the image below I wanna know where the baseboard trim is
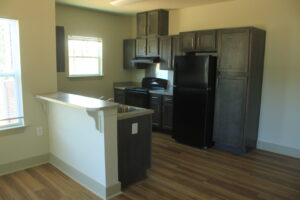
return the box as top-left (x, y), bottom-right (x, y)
top-left (257, 141), bottom-right (300, 159)
top-left (0, 154), bottom-right (49, 176)
top-left (49, 154), bottom-right (121, 200)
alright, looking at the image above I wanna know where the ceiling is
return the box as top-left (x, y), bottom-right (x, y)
top-left (56, 0), bottom-right (233, 15)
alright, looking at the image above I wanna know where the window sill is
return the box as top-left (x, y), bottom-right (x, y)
top-left (68, 74), bottom-right (104, 78)
top-left (0, 124), bottom-right (26, 132)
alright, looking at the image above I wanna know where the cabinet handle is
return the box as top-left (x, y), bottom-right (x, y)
top-left (197, 37), bottom-right (200, 47)
top-left (192, 38), bottom-right (194, 48)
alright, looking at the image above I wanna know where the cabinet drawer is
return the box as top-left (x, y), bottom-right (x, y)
top-left (163, 95), bottom-right (173, 103)
top-left (150, 94), bottom-right (162, 101)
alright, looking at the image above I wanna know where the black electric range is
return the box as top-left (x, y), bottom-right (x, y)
top-left (124, 77), bottom-right (168, 108)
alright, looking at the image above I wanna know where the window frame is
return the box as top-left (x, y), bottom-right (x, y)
top-left (0, 18), bottom-right (25, 131)
top-left (67, 36), bottom-right (103, 78)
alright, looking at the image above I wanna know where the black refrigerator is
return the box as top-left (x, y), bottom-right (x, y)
top-left (173, 55), bottom-right (217, 149)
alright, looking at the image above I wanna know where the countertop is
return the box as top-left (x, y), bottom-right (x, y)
top-left (115, 86), bottom-right (173, 96)
top-left (114, 86), bottom-right (137, 90)
top-left (36, 92), bottom-right (118, 112)
top-left (117, 105), bottom-right (154, 120)
top-left (149, 89), bottom-right (173, 96)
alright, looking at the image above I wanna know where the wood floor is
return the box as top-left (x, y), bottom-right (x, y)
top-left (1, 133), bottom-right (300, 200)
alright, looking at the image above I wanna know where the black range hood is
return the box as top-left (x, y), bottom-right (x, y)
top-left (131, 57), bottom-right (160, 64)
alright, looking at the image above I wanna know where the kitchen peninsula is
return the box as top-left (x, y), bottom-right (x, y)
top-left (37, 92), bottom-right (121, 200)
top-left (36, 92), bottom-right (153, 199)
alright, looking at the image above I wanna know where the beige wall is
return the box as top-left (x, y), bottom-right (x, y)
top-left (56, 4), bottom-right (144, 99)
top-left (169, 0), bottom-right (300, 151)
top-left (0, 0), bottom-right (57, 164)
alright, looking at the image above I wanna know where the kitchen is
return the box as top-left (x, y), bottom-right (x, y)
top-left (0, 0), bottom-right (300, 200)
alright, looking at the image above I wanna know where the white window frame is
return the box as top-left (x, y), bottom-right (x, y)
top-left (67, 36), bottom-right (103, 78)
top-left (0, 18), bottom-right (24, 131)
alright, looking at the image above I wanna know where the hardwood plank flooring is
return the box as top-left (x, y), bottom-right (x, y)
top-left (1, 132), bottom-right (300, 200)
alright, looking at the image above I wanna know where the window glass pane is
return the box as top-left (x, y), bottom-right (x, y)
top-left (69, 57), bottom-right (100, 75)
top-left (0, 18), bottom-right (23, 129)
top-left (68, 36), bottom-right (102, 77)
top-left (68, 39), bottom-right (101, 57)
top-left (0, 19), bottom-right (14, 73)
top-left (0, 76), bottom-right (20, 120)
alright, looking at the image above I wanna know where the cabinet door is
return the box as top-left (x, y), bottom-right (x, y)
top-left (181, 32), bottom-right (196, 52)
top-left (213, 75), bottom-right (247, 150)
top-left (172, 35), bottom-right (182, 68)
top-left (218, 28), bottom-right (250, 73)
top-left (196, 30), bottom-right (216, 51)
top-left (159, 36), bottom-right (172, 70)
top-left (56, 26), bottom-right (65, 72)
top-left (147, 11), bottom-right (158, 36)
top-left (147, 37), bottom-right (159, 56)
top-left (150, 94), bottom-right (162, 128)
top-left (136, 38), bottom-right (147, 57)
top-left (137, 12), bottom-right (147, 37)
top-left (123, 39), bottom-right (136, 69)
top-left (162, 96), bottom-right (173, 130)
top-left (150, 101), bottom-right (161, 128)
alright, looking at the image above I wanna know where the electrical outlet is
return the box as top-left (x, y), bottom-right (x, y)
top-left (36, 127), bottom-right (44, 136)
top-left (132, 123), bottom-right (138, 135)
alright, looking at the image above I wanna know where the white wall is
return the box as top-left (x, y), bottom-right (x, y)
top-left (169, 0), bottom-right (300, 155)
top-left (0, 0), bottom-right (57, 164)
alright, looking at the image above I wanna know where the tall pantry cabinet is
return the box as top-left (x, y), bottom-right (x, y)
top-left (213, 27), bottom-right (266, 153)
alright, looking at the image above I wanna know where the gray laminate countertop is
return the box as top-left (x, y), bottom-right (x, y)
top-left (117, 105), bottom-right (153, 120)
top-left (149, 89), bottom-right (173, 96)
top-left (114, 86), bottom-right (173, 96)
top-left (36, 92), bottom-right (118, 112)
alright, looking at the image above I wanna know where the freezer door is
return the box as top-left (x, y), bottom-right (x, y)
top-left (174, 56), bottom-right (211, 88)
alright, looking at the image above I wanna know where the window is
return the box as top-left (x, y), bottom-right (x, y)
top-left (68, 36), bottom-right (103, 77)
top-left (0, 18), bottom-right (24, 130)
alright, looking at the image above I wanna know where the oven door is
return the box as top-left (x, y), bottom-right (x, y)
top-left (125, 89), bottom-right (149, 108)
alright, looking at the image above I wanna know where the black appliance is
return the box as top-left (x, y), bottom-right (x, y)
top-left (173, 55), bottom-right (217, 149)
top-left (125, 77), bottom-right (168, 108)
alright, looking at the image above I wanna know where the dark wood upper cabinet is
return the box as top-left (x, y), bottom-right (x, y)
top-left (147, 11), bottom-right (159, 37)
top-left (137, 10), bottom-right (168, 37)
top-left (136, 38), bottom-right (147, 57)
top-left (180, 32), bottom-right (196, 52)
top-left (218, 28), bottom-right (250, 73)
top-left (181, 30), bottom-right (217, 52)
top-left (159, 36), bottom-right (172, 70)
top-left (196, 30), bottom-right (217, 51)
top-left (123, 39), bottom-right (136, 69)
top-left (214, 27), bottom-right (266, 154)
top-left (159, 35), bottom-right (183, 70)
top-left (137, 12), bottom-right (147, 37)
top-left (147, 37), bottom-right (159, 56)
top-left (56, 26), bottom-right (65, 72)
top-left (172, 35), bottom-right (183, 68)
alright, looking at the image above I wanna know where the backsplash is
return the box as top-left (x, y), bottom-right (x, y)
top-left (145, 64), bottom-right (173, 89)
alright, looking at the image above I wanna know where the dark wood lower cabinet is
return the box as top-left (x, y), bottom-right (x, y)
top-left (149, 94), bottom-right (162, 128)
top-left (162, 95), bottom-right (173, 130)
top-left (149, 94), bottom-right (173, 132)
top-left (117, 115), bottom-right (152, 187)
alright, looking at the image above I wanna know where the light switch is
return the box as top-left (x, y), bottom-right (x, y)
top-left (132, 123), bottom-right (138, 134)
